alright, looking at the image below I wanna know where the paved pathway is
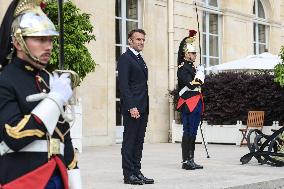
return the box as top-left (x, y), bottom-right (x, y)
top-left (78, 143), bottom-right (284, 189)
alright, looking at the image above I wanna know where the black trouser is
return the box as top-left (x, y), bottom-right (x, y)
top-left (121, 113), bottom-right (148, 177)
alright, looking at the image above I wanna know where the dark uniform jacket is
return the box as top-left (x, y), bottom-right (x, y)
top-left (117, 49), bottom-right (149, 115)
top-left (0, 57), bottom-right (77, 185)
top-left (177, 60), bottom-right (202, 113)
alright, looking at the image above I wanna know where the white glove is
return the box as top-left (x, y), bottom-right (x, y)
top-left (31, 73), bottom-right (73, 135)
top-left (195, 64), bottom-right (205, 84)
top-left (49, 72), bottom-right (73, 105)
top-left (68, 169), bottom-right (82, 189)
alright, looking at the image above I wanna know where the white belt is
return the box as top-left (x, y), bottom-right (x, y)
top-left (0, 140), bottom-right (64, 156)
top-left (179, 86), bottom-right (201, 96)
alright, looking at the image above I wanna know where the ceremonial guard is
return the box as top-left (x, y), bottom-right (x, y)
top-left (176, 30), bottom-right (205, 170)
top-left (0, 0), bottom-right (81, 188)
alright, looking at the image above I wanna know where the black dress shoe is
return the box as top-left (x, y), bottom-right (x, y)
top-left (124, 175), bottom-right (144, 185)
top-left (136, 173), bottom-right (154, 184)
top-left (192, 161), bottom-right (203, 169)
top-left (182, 159), bottom-right (195, 170)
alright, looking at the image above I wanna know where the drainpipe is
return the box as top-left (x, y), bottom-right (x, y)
top-left (168, 0), bottom-right (175, 141)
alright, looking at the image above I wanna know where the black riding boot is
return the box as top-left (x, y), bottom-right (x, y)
top-left (181, 135), bottom-right (189, 169)
top-left (181, 135), bottom-right (195, 170)
top-left (190, 136), bottom-right (203, 169)
top-left (181, 135), bottom-right (188, 163)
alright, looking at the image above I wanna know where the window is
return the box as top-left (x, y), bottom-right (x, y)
top-left (208, 0), bottom-right (218, 7)
top-left (115, 0), bottom-right (140, 126)
top-left (202, 0), bottom-right (222, 67)
top-left (202, 0), bottom-right (219, 8)
top-left (253, 0), bottom-right (268, 54)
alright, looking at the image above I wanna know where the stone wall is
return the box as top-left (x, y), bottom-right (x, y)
top-left (1, 0), bottom-right (284, 146)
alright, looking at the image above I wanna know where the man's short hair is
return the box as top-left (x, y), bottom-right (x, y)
top-left (128, 29), bottom-right (146, 39)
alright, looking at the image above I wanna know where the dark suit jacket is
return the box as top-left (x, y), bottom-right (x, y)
top-left (117, 49), bottom-right (149, 115)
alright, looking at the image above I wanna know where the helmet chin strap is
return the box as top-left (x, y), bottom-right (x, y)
top-left (14, 28), bottom-right (46, 67)
top-left (27, 53), bottom-right (46, 67)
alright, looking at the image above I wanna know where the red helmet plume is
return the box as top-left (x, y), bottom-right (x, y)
top-left (189, 30), bottom-right (197, 37)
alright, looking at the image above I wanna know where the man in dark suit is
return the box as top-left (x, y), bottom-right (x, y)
top-left (117, 29), bottom-right (154, 185)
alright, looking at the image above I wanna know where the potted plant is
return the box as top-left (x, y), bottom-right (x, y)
top-left (43, 0), bottom-right (96, 152)
top-left (274, 46), bottom-right (284, 87)
top-left (43, 0), bottom-right (96, 80)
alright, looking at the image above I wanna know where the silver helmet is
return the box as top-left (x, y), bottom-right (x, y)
top-left (183, 36), bottom-right (198, 53)
top-left (11, 0), bottom-right (58, 63)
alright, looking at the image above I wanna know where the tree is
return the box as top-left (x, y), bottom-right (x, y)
top-left (43, 0), bottom-right (96, 81)
top-left (274, 46), bottom-right (284, 87)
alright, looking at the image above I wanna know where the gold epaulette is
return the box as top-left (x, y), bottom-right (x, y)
top-left (178, 62), bottom-right (184, 68)
top-left (190, 80), bottom-right (200, 85)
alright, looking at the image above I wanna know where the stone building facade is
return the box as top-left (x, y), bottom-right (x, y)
top-left (1, 0), bottom-right (284, 146)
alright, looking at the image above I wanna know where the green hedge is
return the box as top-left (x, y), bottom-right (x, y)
top-left (170, 72), bottom-right (284, 125)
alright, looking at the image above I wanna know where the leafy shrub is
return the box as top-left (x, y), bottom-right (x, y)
top-left (43, 0), bottom-right (96, 80)
top-left (169, 87), bottom-right (182, 123)
top-left (170, 71), bottom-right (284, 125)
top-left (274, 46), bottom-right (284, 87)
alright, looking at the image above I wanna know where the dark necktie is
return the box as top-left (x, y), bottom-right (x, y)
top-left (137, 54), bottom-right (147, 69)
top-left (137, 54), bottom-right (143, 61)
